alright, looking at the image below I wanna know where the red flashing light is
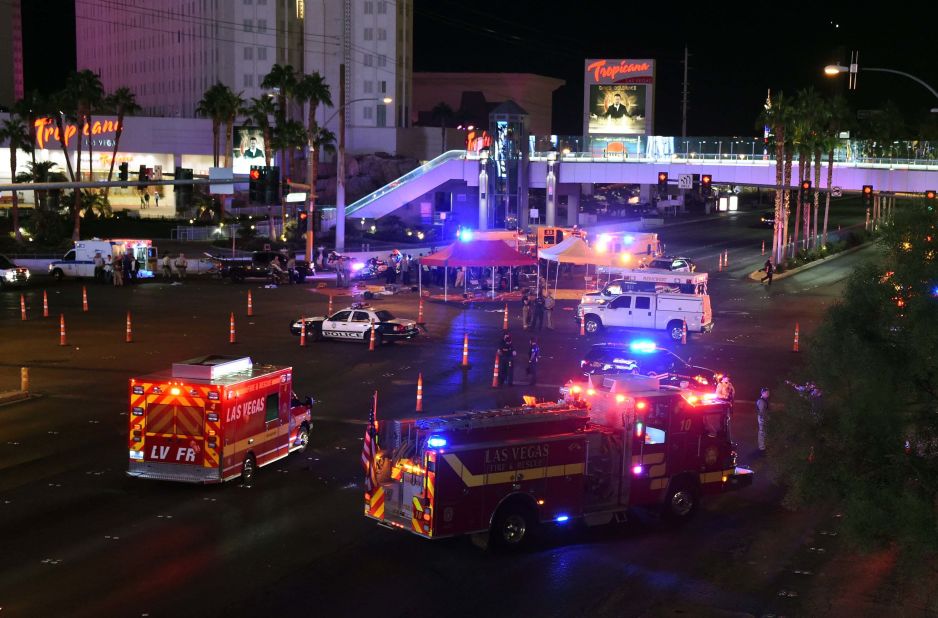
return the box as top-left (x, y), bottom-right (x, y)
top-left (701, 174), bottom-right (712, 186)
top-left (635, 400), bottom-right (647, 410)
top-left (926, 190), bottom-right (936, 200)
top-left (801, 180), bottom-right (811, 191)
top-left (250, 169), bottom-right (261, 181)
top-left (862, 185), bottom-right (873, 196)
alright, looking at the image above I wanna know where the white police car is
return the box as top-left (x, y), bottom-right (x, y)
top-left (0, 254), bottom-right (30, 289)
top-left (289, 303), bottom-right (419, 345)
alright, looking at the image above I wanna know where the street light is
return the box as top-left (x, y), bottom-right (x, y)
top-left (824, 62), bottom-right (938, 113)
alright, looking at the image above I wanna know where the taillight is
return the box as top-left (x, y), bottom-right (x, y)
top-left (396, 324), bottom-right (404, 332)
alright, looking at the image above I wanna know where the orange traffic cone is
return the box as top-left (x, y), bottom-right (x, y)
top-left (300, 317), bottom-right (307, 347)
top-left (503, 303), bottom-right (509, 331)
top-left (369, 318), bottom-right (376, 351)
top-left (415, 373), bottom-right (424, 412)
top-left (461, 332), bottom-right (470, 368)
top-left (328, 294), bottom-right (334, 316)
top-left (761, 240), bottom-right (766, 256)
top-left (417, 298), bottom-right (424, 325)
top-left (82, 285), bottom-right (89, 312)
top-left (723, 250), bottom-right (728, 267)
top-left (681, 319), bottom-right (688, 345)
top-left (20, 293), bottom-right (26, 321)
top-left (579, 314), bottom-right (586, 337)
top-left (229, 312), bottom-right (236, 344)
top-left (43, 290), bottom-right (49, 318)
top-left (125, 311), bottom-right (133, 343)
top-left (247, 290), bottom-right (254, 317)
top-left (59, 314), bottom-right (67, 346)
top-left (793, 322), bottom-right (800, 352)
top-left (491, 351), bottom-right (500, 388)
top-left (718, 253), bottom-right (723, 272)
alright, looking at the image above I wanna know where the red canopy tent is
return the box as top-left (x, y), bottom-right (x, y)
top-left (419, 239), bottom-right (535, 300)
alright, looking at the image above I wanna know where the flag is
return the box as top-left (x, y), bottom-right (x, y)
top-left (362, 390), bottom-right (379, 491)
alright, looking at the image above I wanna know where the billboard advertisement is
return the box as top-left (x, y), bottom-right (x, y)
top-left (583, 59), bottom-right (655, 136)
top-left (232, 126), bottom-right (268, 174)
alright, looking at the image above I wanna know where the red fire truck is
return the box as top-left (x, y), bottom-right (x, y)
top-left (127, 355), bottom-right (312, 484)
top-left (364, 374), bottom-right (752, 547)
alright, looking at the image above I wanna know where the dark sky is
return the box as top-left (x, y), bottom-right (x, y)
top-left (23, 1), bottom-right (937, 136)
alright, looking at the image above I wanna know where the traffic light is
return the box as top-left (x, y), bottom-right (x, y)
top-left (297, 208), bottom-right (308, 221)
top-left (862, 184), bottom-right (874, 205)
top-left (925, 190), bottom-right (936, 200)
top-left (249, 165), bottom-right (266, 203)
top-left (701, 174), bottom-right (712, 196)
top-left (265, 166), bottom-right (281, 204)
top-left (657, 171), bottom-right (668, 196)
top-left (118, 162), bottom-right (129, 183)
top-left (138, 165), bottom-right (149, 189)
top-left (801, 179), bottom-right (812, 202)
top-left (174, 167), bottom-right (193, 210)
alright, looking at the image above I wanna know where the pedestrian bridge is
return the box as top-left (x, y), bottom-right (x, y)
top-left (346, 138), bottom-right (938, 220)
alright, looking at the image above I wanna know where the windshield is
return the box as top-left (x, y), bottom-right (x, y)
top-left (374, 310), bottom-right (396, 321)
top-left (648, 260), bottom-right (671, 269)
top-left (0, 256), bottom-right (15, 269)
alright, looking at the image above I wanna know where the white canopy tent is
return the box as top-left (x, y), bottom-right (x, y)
top-left (537, 236), bottom-right (621, 293)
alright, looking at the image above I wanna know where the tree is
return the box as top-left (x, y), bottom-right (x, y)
top-left (16, 161), bottom-right (68, 245)
top-left (12, 91), bottom-right (47, 169)
top-left (293, 71), bottom-right (333, 262)
top-left (821, 96), bottom-right (852, 246)
top-left (196, 83), bottom-right (230, 167)
top-left (217, 87), bottom-right (244, 169)
top-left (78, 192), bottom-right (112, 219)
top-left (0, 115), bottom-right (33, 242)
top-left (771, 202), bottom-right (938, 553)
top-left (102, 87), bottom-right (140, 197)
top-left (261, 64), bottom-right (299, 175)
top-left (64, 69), bottom-right (105, 240)
top-left (431, 102), bottom-right (455, 154)
top-left (16, 161), bottom-right (67, 211)
top-left (760, 91), bottom-right (793, 264)
top-left (244, 96), bottom-right (276, 169)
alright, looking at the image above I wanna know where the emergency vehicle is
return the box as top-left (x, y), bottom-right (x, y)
top-left (127, 355), bottom-right (312, 484)
top-left (49, 238), bottom-right (157, 280)
top-left (364, 375), bottom-right (752, 548)
top-left (581, 271), bottom-right (709, 302)
top-left (593, 231), bottom-right (662, 263)
top-left (289, 303), bottom-right (418, 344)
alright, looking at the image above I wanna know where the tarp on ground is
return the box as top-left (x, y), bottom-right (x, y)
top-left (537, 236), bottom-right (608, 266)
top-left (419, 239), bottom-right (535, 268)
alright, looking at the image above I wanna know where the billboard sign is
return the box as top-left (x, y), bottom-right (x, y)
top-left (232, 126), bottom-right (268, 175)
top-left (583, 59), bottom-right (655, 136)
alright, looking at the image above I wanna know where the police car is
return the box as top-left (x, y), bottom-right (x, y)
top-left (289, 303), bottom-right (419, 344)
top-left (579, 340), bottom-right (720, 391)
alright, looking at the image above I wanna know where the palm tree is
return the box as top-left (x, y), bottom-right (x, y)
top-left (197, 83), bottom-right (230, 167)
top-left (759, 90), bottom-right (792, 264)
top-left (102, 87), bottom-right (140, 196)
top-left (261, 64), bottom-right (299, 174)
top-left (79, 192), bottom-right (112, 219)
top-left (821, 95), bottom-right (851, 246)
top-left (0, 115), bottom-right (34, 242)
top-left (65, 69), bottom-right (105, 240)
top-left (12, 91), bottom-right (47, 168)
top-left (294, 71), bottom-right (333, 261)
top-left (244, 96), bottom-right (276, 169)
top-left (216, 87), bottom-right (244, 169)
top-left (431, 102), bottom-right (455, 154)
top-left (16, 161), bottom-right (67, 211)
top-left (51, 91), bottom-right (78, 184)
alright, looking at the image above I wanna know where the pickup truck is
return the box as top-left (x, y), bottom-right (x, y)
top-left (577, 289), bottom-right (713, 341)
top-left (208, 251), bottom-right (312, 283)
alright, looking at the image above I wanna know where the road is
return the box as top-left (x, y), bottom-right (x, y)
top-left (0, 209), bottom-right (877, 617)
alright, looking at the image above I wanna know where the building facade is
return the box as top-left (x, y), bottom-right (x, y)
top-left (0, 0), bottom-right (24, 109)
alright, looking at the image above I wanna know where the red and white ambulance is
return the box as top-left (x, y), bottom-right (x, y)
top-left (127, 355), bottom-right (312, 484)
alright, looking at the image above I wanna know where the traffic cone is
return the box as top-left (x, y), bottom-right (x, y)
top-left (415, 373), bottom-right (424, 412)
top-left (369, 318), bottom-right (376, 351)
top-left (807, 446), bottom-right (815, 464)
top-left (328, 294), bottom-right (334, 316)
top-left (125, 311), bottom-right (133, 343)
top-left (300, 317), bottom-right (307, 347)
top-left (503, 303), bottom-right (509, 331)
top-left (43, 290), bottom-right (49, 318)
top-left (491, 351), bottom-right (500, 388)
top-left (229, 312), bottom-right (236, 344)
top-left (20, 293), bottom-right (26, 321)
top-left (681, 319), bottom-right (688, 345)
top-left (793, 322), bottom-right (800, 352)
top-left (718, 253), bottom-right (723, 272)
top-left (723, 250), bottom-right (729, 267)
top-left (761, 240), bottom-right (766, 256)
top-left (82, 285), bottom-right (88, 312)
top-left (580, 314), bottom-right (585, 337)
top-left (417, 298), bottom-right (424, 325)
top-left (59, 314), bottom-right (67, 346)
top-left (247, 290), bottom-right (254, 317)
top-left (461, 332), bottom-right (470, 368)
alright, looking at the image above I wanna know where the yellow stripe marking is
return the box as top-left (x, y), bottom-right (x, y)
top-left (442, 454), bottom-right (584, 487)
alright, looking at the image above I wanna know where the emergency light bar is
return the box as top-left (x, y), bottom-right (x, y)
top-left (628, 340), bottom-right (657, 354)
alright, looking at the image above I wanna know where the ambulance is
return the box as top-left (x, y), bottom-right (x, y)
top-left (48, 238), bottom-right (157, 281)
top-left (127, 356), bottom-right (312, 485)
top-left (581, 270), bottom-right (709, 303)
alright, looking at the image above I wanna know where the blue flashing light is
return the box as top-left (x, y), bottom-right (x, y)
top-left (427, 436), bottom-right (447, 448)
top-left (624, 234), bottom-right (635, 244)
top-left (932, 285), bottom-right (938, 297)
top-left (555, 515), bottom-right (570, 523)
top-left (628, 340), bottom-right (657, 354)
top-left (458, 228), bottom-right (474, 242)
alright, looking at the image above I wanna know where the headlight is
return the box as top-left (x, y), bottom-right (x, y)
top-left (5, 272), bottom-right (14, 281)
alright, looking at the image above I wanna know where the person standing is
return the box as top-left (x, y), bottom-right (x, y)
top-left (497, 333), bottom-right (516, 387)
top-left (112, 254), bottom-right (123, 287)
top-left (161, 254), bottom-right (172, 279)
top-left (286, 255), bottom-right (297, 283)
top-left (760, 259), bottom-right (774, 285)
top-left (93, 252), bottom-right (104, 283)
top-left (454, 267), bottom-right (464, 289)
top-left (175, 253), bottom-right (188, 280)
top-left (153, 192), bottom-right (160, 208)
top-left (521, 290), bottom-right (531, 330)
top-left (143, 192), bottom-right (150, 209)
top-left (544, 291), bottom-right (555, 329)
top-left (104, 254), bottom-right (114, 284)
top-left (756, 387), bottom-right (770, 453)
top-left (527, 338), bottom-right (540, 386)
top-left (122, 252), bottom-right (134, 285)
top-left (531, 293), bottom-right (545, 331)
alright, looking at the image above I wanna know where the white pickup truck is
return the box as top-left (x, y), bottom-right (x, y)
top-left (577, 289), bottom-right (713, 341)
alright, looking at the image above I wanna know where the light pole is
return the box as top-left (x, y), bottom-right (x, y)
top-left (545, 149), bottom-right (558, 226)
top-left (478, 147), bottom-right (490, 231)
top-left (824, 61), bottom-right (938, 113)
top-left (329, 63), bottom-right (393, 253)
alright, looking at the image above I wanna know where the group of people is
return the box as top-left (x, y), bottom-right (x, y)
top-left (520, 288), bottom-right (555, 330)
top-left (160, 253), bottom-right (189, 280)
top-left (268, 252), bottom-right (304, 285)
top-left (495, 332), bottom-right (540, 387)
top-left (93, 251), bottom-right (143, 287)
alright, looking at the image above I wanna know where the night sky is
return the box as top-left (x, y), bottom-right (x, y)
top-left (23, 1), bottom-right (937, 136)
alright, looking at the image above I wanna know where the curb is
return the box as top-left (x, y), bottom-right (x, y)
top-left (0, 390), bottom-right (31, 406)
top-left (747, 242), bottom-right (874, 283)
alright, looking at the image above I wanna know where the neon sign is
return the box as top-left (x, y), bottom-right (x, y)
top-left (34, 117), bottom-right (121, 150)
top-left (586, 60), bottom-right (652, 83)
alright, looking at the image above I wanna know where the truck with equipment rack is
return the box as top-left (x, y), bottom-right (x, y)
top-left (127, 356), bottom-right (312, 485)
top-left (364, 375), bottom-right (752, 548)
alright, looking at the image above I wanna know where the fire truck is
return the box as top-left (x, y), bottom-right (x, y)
top-left (364, 375), bottom-right (752, 548)
top-left (127, 356), bottom-right (312, 485)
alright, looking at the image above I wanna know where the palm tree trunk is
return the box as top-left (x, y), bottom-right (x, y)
top-left (72, 117), bottom-right (85, 241)
top-left (88, 114), bottom-right (94, 185)
top-left (793, 149), bottom-right (803, 254)
top-left (10, 149), bottom-right (21, 243)
top-left (28, 117), bottom-right (36, 167)
top-left (263, 126), bottom-right (271, 169)
top-left (773, 131), bottom-right (784, 264)
top-left (54, 118), bottom-right (77, 182)
top-left (822, 148), bottom-right (834, 246)
top-left (783, 148), bottom-right (793, 258)
top-left (812, 148), bottom-right (821, 248)
top-left (224, 121), bottom-right (233, 168)
top-left (213, 121), bottom-right (220, 167)
top-left (104, 112), bottom-right (124, 198)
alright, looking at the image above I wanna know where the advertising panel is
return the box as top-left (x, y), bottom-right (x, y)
top-left (232, 126), bottom-right (268, 174)
top-left (583, 59), bottom-right (655, 136)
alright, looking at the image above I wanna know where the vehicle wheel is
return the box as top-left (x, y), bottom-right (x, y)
top-left (295, 424), bottom-right (310, 453)
top-left (492, 502), bottom-right (536, 550)
top-left (241, 455), bottom-right (256, 487)
top-left (584, 316), bottom-right (602, 335)
top-left (662, 480), bottom-right (699, 523)
top-left (311, 325), bottom-right (323, 342)
top-left (52, 268), bottom-right (64, 282)
top-left (668, 320), bottom-right (685, 342)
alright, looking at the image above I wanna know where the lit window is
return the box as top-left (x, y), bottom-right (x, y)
top-left (644, 426), bottom-right (666, 445)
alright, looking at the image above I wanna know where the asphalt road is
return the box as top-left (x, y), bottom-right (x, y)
top-left (0, 209), bottom-right (878, 617)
